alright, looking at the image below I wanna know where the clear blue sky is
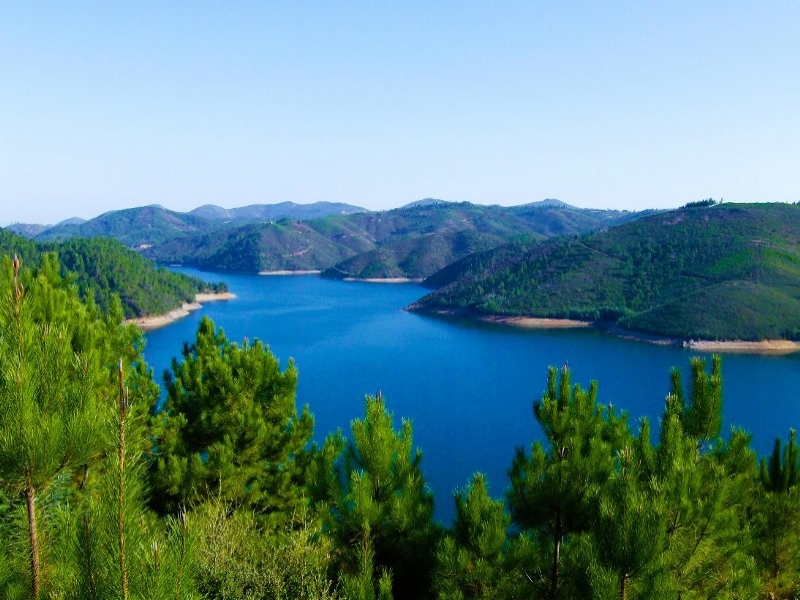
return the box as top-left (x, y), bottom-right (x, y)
top-left (2, 2), bottom-right (799, 226)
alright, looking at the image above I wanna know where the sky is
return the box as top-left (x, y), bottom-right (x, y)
top-left (2, 2), bottom-right (799, 226)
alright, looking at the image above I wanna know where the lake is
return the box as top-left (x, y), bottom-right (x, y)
top-left (144, 270), bottom-right (800, 523)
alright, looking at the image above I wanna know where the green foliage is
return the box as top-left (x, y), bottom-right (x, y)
top-left (0, 230), bottom-right (225, 318)
top-left (671, 355), bottom-right (723, 444)
top-left (72, 364), bottom-right (197, 600)
top-left (584, 446), bottom-right (668, 600)
top-left (752, 430), bottom-right (800, 597)
top-left (505, 358), bottom-right (762, 600)
top-left (34, 204), bottom-right (213, 247)
top-left (0, 254), bottom-right (195, 600)
top-left (582, 357), bottom-right (759, 599)
top-left (193, 500), bottom-right (338, 600)
top-left (323, 394), bottom-right (440, 600)
top-left (3, 242), bottom-right (800, 599)
top-left (434, 474), bottom-right (511, 600)
top-left (682, 198), bottom-right (718, 208)
top-left (150, 317), bottom-right (314, 523)
top-left (0, 256), bottom-right (112, 598)
top-left (507, 366), bottom-right (629, 599)
top-left (339, 523), bottom-right (394, 600)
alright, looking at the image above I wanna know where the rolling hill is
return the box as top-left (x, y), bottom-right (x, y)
top-left (35, 205), bottom-right (213, 248)
top-left (410, 202), bottom-right (800, 341)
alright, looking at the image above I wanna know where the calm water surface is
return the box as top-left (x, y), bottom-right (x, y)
top-left (144, 271), bottom-right (800, 522)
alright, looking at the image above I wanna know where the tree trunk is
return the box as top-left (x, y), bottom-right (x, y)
top-left (619, 573), bottom-right (628, 600)
top-left (549, 520), bottom-right (562, 600)
top-left (25, 485), bottom-right (40, 600)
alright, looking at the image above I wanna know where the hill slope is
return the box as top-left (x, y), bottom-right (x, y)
top-left (35, 205), bottom-right (214, 248)
top-left (316, 202), bottom-right (635, 280)
top-left (0, 229), bottom-right (224, 318)
top-left (411, 203), bottom-right (800, 341)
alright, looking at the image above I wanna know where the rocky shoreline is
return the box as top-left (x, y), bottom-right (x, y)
top-left (407, 305), bottom-right (800, 355)
top-left (125, 291), bottom-right (236, 331)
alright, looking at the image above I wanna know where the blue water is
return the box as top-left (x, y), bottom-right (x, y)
top-left (144, 271), bottom-right (800, 523)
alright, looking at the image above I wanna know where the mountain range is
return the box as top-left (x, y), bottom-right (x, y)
top-left (6, 199), bottom-right (637, 280)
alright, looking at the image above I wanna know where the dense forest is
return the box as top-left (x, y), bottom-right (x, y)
top-left (0, 230), bottom-right (225, 318)
top-left (414, 202), bottom-right (800, 341)
top-left (1, 254), bottom-right (799, 599)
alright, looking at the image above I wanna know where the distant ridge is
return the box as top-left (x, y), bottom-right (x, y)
top-left (188, 201), bottom-right (368, 221)
top-left (28, 201), bottom-right (368, 245)
top-left (5, 217), bottom-right (88, 239)
top-left (512, 198), bottom-right (572, 209)
top-left (5, 223), bottom-right (51, 238)
top-left (57, 217), bottom-right (88, 226)
top-left (35, 205), bottom-right (211, 246)
top-left (402, 198), bottom-right (452, 208)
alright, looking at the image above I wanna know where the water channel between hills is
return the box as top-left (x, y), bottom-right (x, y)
top-left (144, 269), bottom-right (800, 523)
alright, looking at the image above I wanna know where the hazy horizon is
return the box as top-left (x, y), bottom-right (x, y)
top-left (3, 3), bottom-right (798, 226)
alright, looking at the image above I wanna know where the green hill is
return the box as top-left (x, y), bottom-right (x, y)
top-left (0, 229), bottom-right (224, 318)
top-left (316, 202), bottom-right (635, 280)
top-left (144, 218), bottom-right (366, 273)
top-left (35, 205), bottom-right (216, 248)
top-left (322, 230), bottom-right (503, 280)
top-left (411, 202), bottom-right (800, 341)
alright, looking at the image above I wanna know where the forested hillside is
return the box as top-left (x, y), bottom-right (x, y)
top-left (13, 199), bottom-right (637, 278)
top-left (1, 258), bottom-right (799, 599)
top-left (26, 202), bottom-right (367, 245)
top-left (413, 202), bottom-right (800, 341)
top-left (145, 201), bottom-right (635, 277)
top-left (35, 204), bottom-right (213, 247)
top-left (0, 229), bottom-right (224, 318)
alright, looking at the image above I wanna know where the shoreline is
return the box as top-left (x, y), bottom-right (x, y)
top-left (259, 270), bottom-right (321, 276)
top-left (342, 277), bottom-right (423, 284)
top-left (257, 270), bottom-right (423, 284)
top-left (125, 291), bottom-right (236, 331)
top-left (408, 306), bottom-right (800, 355)
top-left (479, 315), bottom-right (591, 329)
top-left (682, 339), bottom-right (800, 354)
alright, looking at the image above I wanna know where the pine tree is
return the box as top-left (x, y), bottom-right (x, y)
top-left (506, 366), bottom-right (629, 600)
top-left (434, 473), bottom-right (511, 600)
top-left (654, 358), bottom-right (759, 598)
top-left (74, 362), bottom-right (196, 600)
top-left (752, 429), bottom-right (800, 597)
top-left (584, 444), bottom-right (668, 600)
top-left (150, 316), bottom-right (314, 524)
top-left (589, 357), bottom-right (758, 599)
top-left (0, 255), bottom-right (112, 599)
top-left (324, 394), bottom-right (440, 600)
top-left (671, 355), bottom-right (723, 447)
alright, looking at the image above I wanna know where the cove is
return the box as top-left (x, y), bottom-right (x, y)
top-left (144, 270), bottom-right (800, 523)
